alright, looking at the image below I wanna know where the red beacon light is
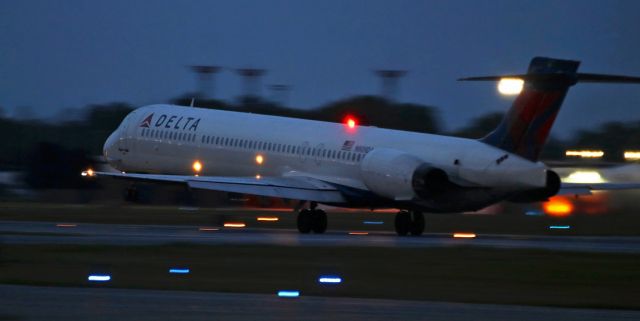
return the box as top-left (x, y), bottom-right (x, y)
top-left (344, 116), bottom-right (358, 130)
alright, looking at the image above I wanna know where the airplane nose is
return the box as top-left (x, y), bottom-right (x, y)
top-left (103, 131), bottom-right (121, 169)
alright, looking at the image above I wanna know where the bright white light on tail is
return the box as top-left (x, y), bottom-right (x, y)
top-left (497, 78), bottom-right (524, 95)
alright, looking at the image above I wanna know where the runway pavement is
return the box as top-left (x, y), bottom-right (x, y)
top-left (1, 220), bottom-right (640, 253)
top-left (1, 284), bottom-right (639, 321)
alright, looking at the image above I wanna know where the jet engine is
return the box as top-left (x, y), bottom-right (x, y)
top-left (360, 148), bottom-right (450, 200)
top-left (507, 170), bottom-right (561, 202)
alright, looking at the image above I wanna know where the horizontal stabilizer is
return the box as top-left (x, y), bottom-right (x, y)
top-left (459, 73), bottom-right (640, 84)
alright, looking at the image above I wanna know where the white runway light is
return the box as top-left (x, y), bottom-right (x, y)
top-left (88, 275), bottom-right (111, 282)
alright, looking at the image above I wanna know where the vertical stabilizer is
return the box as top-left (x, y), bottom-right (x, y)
top-left (478, 57), bottom-right (579, 161)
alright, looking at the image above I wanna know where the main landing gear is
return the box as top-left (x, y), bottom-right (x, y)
top-left (297, 202), bottom-right (327, 234)
top-left (394, 210), bottom-right (425, 236)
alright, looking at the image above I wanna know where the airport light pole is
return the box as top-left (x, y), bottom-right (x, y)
top-left (236, 68), bottom-right (267, 101)
top-left (374, 70), bottom-right (407, 102)
top-left (189, 65), bottom-right (221, 100)
top-left (268, 84), bottom-right (291, 106)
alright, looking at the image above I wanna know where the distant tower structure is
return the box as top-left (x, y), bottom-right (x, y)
top-left (268, 84), bottom-right (291, 106)
top-left (189, 65), bottom-right (221, 99)
top-left (236, 68), bottom-right (267, 99)
top-left (374, 70), bottom-right (407, 101)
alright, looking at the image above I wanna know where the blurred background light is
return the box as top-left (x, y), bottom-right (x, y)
top-left (563, 171), bottom-right (605, 183)
top-left (624, 151), bottom-right (640, 160)
top-left (497, 78), bottom-right (524, 95)
top-left (565, 150), bottom-right (604, 158)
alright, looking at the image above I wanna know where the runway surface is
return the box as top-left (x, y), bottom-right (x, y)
top-left (2, 220), bottom-right (640, 253)
top-left (1, 284), bottom-right (638, 321)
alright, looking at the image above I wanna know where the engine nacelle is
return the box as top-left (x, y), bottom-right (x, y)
top-left (507, 170), bottom-right (561, 203)
top-left (360, 148), bottom-right (449, 200)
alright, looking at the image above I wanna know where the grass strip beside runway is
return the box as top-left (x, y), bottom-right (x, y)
top-left (1, 243), bottom-right (638, 309)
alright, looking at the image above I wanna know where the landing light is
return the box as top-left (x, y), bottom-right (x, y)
top-left (192, 160), bottom-right (203, 173)
top-left (81, 169), bottom-right (95, 177)
top-left (497, 78), bottom-right (524, 95)
top-left (255, 154), bottom-right (264, 165)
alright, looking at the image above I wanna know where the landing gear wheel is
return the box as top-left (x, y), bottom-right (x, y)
top-left (297, 209), bottom-right (312, 234)
top-left (409, 211), bottom-right (425, 236)
top-left (311, 209), bottom-right (327, 234)
top-left (395, 211), bottom-right (410, 236)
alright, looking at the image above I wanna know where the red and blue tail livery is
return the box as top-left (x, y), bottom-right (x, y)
top-left (461, 57), bottom-right (640, 161)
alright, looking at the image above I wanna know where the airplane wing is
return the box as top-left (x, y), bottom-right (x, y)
top-left (86, 171), bottom-right (346, 203)
top-left (558, 182), bottom-right (640, 195)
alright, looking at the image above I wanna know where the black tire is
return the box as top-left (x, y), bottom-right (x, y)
top-left (297, 209), bottom-right (312, 234)
top-left (394, 211), bottom-right (410, 236)
top-left (409, 211), bottom-right (425, 236)
top-left (311, 209), bottom-right (328, 234)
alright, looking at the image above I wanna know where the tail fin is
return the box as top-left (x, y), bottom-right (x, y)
top-left (460, 57), bottom-right (640, 161)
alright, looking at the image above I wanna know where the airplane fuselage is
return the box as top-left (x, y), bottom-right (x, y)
top-left (104, 104), bottom-right (549, 212)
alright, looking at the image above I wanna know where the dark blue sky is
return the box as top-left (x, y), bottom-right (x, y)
top-left (2, 0), bottom-right (640, 137)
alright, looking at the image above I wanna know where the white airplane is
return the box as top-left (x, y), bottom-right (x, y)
top-left (86, 57), bottom-right (640, 236)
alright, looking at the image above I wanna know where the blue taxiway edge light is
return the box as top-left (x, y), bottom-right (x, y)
top-left (318, 276), bottom-right (342, 284)
top-left (363, 221), bottom-right (384, 225)
top-left (88, 275), bottom-right (111, 282)
top-left (525, 210), bottom-right (544, 216)
top-left (169, 268), bottom-right (190, 274)
top-left (277, 290), bottom-right (300, 298)
top-left (549, 225), bottom-right (571, 229)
